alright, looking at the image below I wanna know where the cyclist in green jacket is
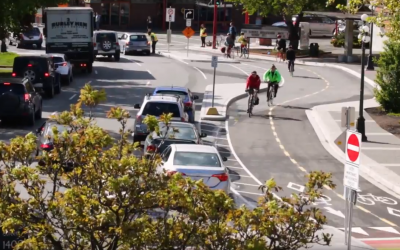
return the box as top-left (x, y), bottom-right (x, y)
top-left (263, 65), bottom-right (282, 101)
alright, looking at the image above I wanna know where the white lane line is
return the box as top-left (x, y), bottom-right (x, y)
top-left (205, 135), bottom-right (228, 140)
top-left (215, 143), bottom-right (229, 147)
top-left (135, 62), bottom-right (141, 66)
top-left (69, 94), bottom-right (77, 100)
top-left (228, 166), bottom-right (243, 170)
top-left (237, 190), bottom-right (263, 196)
top-left (95, 70), bottom-right (98, 75)
top-left (227, 158), bottom-right (237, 162)
top-left (233, 182), bottom-right (260, 187)
top-left (147, 70), bottom-right (152, 74)
top-left (229, 64), bottom-right (250, 75)
top-left (193, 66), bottom-right (207, 80)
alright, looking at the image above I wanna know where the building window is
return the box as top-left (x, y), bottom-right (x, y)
top-left (110, 3), bottom-right (120, 26)
top-left (101, 3), bottom-right (110, 25)
top-left (120, 3), bottom-right (129, 26)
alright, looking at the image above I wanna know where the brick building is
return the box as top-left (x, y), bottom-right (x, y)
top-left (82, 0), bottom-right (245, 32)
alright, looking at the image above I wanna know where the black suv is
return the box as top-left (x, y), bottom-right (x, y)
top-left (0, 78), bottom-right (43, 125)
top-left (11, 55), bottom-right (61, 98)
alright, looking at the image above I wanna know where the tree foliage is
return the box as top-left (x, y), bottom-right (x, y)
top-left (0, 83), bottom-right (336, 249)
top-left (374, 40), bottom-right (400, 113)
top-left (0, 0), bottom-right (67, 40)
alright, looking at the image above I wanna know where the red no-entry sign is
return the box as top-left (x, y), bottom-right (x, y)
top-left (345, 131), bottom-right (362, 166)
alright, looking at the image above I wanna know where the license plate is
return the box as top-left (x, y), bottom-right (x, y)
top-left (137, 49), bottom-right (142, 51)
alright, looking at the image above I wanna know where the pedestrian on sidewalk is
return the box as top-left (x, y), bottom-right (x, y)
top-left (200, 24), bottom-right (207, 47)
top-left (229, 22), bottom-right (237, 43)
top-left (148, 31), bottom-right (158, 54)
top-left (95, 12), bottom-right (101, 31)
top-left (147, 16), bottom-right (152, 31)
top-left (224, 33), bottom-right (234, 58)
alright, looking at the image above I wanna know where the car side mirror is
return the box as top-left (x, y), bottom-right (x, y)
top-left (134, 104), bottom-right (140, 109)
top-left (200, 133), bottom-right (207, 138)
top-left (193, 95), bottom-right (199, 100)
top-left (222, 157), bottom-right (227, 162)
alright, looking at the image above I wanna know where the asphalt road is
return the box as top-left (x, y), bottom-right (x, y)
top-left (225, 62), bottom-right (400, 241)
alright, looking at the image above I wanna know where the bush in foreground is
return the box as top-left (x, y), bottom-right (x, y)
top-left (0, 84), bottom-right (335, 249)
top-left (375, 40), bottom-right (400, 114)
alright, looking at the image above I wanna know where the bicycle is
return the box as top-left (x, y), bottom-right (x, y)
top-left (224, 46), bottom-right (234, 59)
top-left (267, 83), bottom-right (275, 107)
top-left (357, 193), bottom-right (398, 206)
top-left (240, 46), bottom-right (249, 59)
top-left (276, 49), bottom-right (284, 62)
top-left (246, 89), bottom-right (256, 117)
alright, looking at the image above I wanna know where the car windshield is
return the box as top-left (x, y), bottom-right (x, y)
top-left (162, 127), bottom-right (197, 140)
top-left (45, 124), bottom-right (71, 135)
top-left (130, 35), bottom-right (147, 41)
top-left (96, 33), bottom-right (117, 42)
top-left (173, 152), bottom-right (221, 167)
top-left (0, 83), bottom-right (25, 95)
top-left (155, 90), bottom-right (188, 100)
top-left (142, 102), bottom-right (180, 117)
top-left (24, 28), bottom-right (40, 36)
top-left (52, 57), bottom-right (64, 63)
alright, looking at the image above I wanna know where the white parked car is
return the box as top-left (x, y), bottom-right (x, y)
top-left (44, 54), bottom-right (73, 85)
top-left (273, 14), bottom-right (336, 37)
top-left (157, 144), bottom-right (231, 194)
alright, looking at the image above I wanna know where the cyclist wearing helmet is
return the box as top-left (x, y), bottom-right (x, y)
top-left (238, 32), bottom-right (248, 53)
top-left (263, 65), bottom-right (282, 101)
top-left (245, 71), bottom-right (261, 112)
top-left (286, 45), bottom-right (296, 72)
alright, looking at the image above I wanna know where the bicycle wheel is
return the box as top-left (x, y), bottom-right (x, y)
top-left (269, 89), bottom-right (274, 106)
top-left (248, 95), bottom-right (254, 117)
top-left (377, 196), bottom-right (398, 205)
top-left (244, 49), bottom-right (249, 59)
top-left (357, 196), bottom-right (375, 205)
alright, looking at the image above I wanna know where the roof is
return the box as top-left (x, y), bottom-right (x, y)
top-left (95, 30), bottom-right (117, 34)
top-left (173, 144), bottom-right (218, 153)
top-left (302, 11), bottom-right (377, 20)
top-left (44, 53), bottom-right (65, 57)
top-left (155, 86), bottom-right (189, 92)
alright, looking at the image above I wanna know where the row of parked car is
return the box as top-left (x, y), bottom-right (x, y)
top-left (0, 54), bottom-right (74, 126)
top-left (34, 87), bottom-right (231, 195)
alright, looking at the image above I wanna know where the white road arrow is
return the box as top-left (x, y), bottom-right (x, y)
top-left (186, 11), bottom-right (192, 18)
top-left (324, 207), bottom-right (345, 218)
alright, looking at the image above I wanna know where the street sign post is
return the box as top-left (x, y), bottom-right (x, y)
top-left (211, 56), bottom-right (218, 107)
top-left (184, 9), bottom-right (194, 19)
top-left (186, 19), bottom-right (191, 27)
top-left (182, 27), bottom-right (195, 57)
top-left (166, 7), bottom-right (175, 52)
top-left (342, 113), bottom-right (362, 250)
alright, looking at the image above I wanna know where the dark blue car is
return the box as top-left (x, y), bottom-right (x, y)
top-left (152, 86), bottom-right (199, 123)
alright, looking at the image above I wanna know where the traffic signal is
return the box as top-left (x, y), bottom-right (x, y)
top-left (216, 0), bottom-right (222, 5)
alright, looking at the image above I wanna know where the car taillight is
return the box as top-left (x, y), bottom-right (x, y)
top-left (136, 115), bottom-right (142, 123)
top-left (44, 73), bottom-right (49, 77)
top-left (3, 83), bottom-right (10, 85)
top-left (167, 171), bottom-right (185, 177)
top-left (115, 42), bottom-right (119, 46)
top-left (80, 63), bottom-right (86, 67)
top-left (11, 73), bottom-right (16, 77)
top-left (27, 64), bottom-right (32, 67)
top-left (184, 102), bottom-right (192, 107)
top-left (24, 94), bottom-right (29, 101)
top-left (146, 145), bottom-right (156, 152)
top-left (212, 173), bottom-right (228, 182)
top-left (40, 144), bottom-right (51, 149)
top-left (93, 42), bottom-right (96, 46)
top-left (62, 63), bottom-right (67, 66)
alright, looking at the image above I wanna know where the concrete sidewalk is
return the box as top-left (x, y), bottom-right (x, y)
top-left (199, 83), bottom-right (374, 250)
top-left (159, 50), bottom-right (241, 64)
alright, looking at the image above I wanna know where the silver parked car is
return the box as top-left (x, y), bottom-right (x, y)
top-left (273, 14), bottom-right (336, 37)
top-left (157, 144), bottom-right (230, 194)
top-left (119, 33), bottom-right (151, 55)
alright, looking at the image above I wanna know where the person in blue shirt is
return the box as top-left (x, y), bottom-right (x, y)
top-left (229, 22), bottom-right (237, 42)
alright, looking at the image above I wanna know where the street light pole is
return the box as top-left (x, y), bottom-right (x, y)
top-left (357, 16), bottom-right (370, 142)
top-left (366, 7), bottom-right (375, 70)
top-left (212, 0), bottom-right (217, 49)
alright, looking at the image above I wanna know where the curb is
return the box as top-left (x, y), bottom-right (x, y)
top-left (189, 59), bottom-right (241, 64)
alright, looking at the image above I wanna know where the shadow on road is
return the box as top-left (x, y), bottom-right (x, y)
top-left (279, 105), bottom-right (311, 110)
top-left (0, 118), bottom-right (47, 142)
top-left (292, 75), bottom-right (321, 80)
top-left (94, 66), bottom-right (155, 80)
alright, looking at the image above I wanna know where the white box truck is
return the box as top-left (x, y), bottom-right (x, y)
top-left (43, 7), bottom-right (95, 73)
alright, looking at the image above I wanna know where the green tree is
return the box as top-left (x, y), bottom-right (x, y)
top-left (374, 40), bottom-right (400, 113)
top-left (0, 0), bottom-right (66, 52)
top-left (227, 0), bottom-right (346, 49)
top-left (0, 83), bottom-right (335, 249)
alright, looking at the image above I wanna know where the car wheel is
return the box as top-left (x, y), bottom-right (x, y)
top-left (35, 102), bottom-right (42, 119)
top-left (26, 109), bottom-right (35, 126)
top-left (37, 43), bottom-right (42, 49)
top-left (55, 80), bottom-right (61, 94)
top-left (108, 55), bottom-right (112, 58)
top-left (46, 85), bottom-right (55, 98)
top-left (114, 52), bottom-right (120, 61)
top-left (70, 72), bottom-right (73, 83)
top-left (24, 69), bottom-right (36, 82)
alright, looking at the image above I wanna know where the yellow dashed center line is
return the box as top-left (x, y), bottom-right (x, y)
top-left (268, 67), bottom-right (398, 227)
